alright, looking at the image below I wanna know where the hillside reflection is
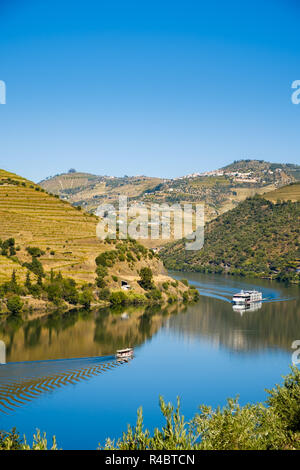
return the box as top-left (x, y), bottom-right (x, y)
top-left (0, 281), bottom-right (299, 363)
top-left (0, 304), bottom-right (180, 363)
top-left (167, 295), bottom-right (300, 352)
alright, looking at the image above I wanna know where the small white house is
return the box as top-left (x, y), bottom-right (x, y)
top-left (121, 280), bottom-right (131, 291)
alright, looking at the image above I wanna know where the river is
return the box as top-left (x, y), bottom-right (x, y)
top-left (0, 273), bottom-right (299, 449)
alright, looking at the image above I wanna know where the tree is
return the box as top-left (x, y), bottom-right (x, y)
top-left (138, 267), bottom-right (154, 290)
top-left (8, 270), bottom-right (20, 294)
top-left (23, 256), bottom-right (44, 277)
top-left (79, 289), bottom-right (93, 309)
top-left (37, 273), bottom-right (43, 287)
top-left (25, 271), bottom-right (32, 289)
top-left (7, 295), bottom-right (23, 315)
top-left (109, 291), bottom-right (127, 305)
top-left (266, 366), bottom-right (300, 432)
top-left (26, 247), bottom-right (45, 257)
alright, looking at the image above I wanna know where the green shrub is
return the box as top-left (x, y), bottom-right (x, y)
top-left (26, 247), bottom-right (45, 257)
top-left (23, 256), bottom-right (44, 277)
top-left (7, 295), bottom-right (23, 315)
top-left (109, 291), bottom-right (127, 305)
top-left (266, 366), bottom-right (300, 432)
top-left (146, 288), bottom-right (162, 302)
top-left (138, 267), bottom-right (154, 290)
top-left (79, 289), bottom-right (93, 309)
top-left (98, 288), bottom-right (111, 301)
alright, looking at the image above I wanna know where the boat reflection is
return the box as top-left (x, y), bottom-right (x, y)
top-left (232, 301), bottom-right (262, 315)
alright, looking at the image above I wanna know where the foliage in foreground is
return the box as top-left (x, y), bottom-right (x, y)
top-left (1, 367), bottom-right (299, 450)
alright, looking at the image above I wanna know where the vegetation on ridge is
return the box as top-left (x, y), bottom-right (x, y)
top-left (161, 195), bottom-right (300, 284)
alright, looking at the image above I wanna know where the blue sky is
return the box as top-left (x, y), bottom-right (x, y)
top-left (0, 0), bottom-right (299, 181)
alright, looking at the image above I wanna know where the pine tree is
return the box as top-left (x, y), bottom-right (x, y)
top-left (9, 270), bottom-right (18, 293)
top-left (37, 273), bottom-right (43, 287)
top-left (25, 271), bottom-right (31, 289)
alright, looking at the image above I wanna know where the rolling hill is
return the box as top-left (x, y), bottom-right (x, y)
top-left (40, 171), bottom-right (164, 213)
top-left (39, 161), bottom-right (300, 229)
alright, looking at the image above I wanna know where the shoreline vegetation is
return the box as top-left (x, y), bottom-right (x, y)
top-left (0, 237), bottom-right (199, 319)
top-left (1, 367), bottom-right (299, 450)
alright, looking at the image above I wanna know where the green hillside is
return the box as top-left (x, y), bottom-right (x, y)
top-left (161, 195), bottom-right (300, 284)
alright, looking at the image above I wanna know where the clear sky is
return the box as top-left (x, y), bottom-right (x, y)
top-left (0, 0), bottom-right (299, 182)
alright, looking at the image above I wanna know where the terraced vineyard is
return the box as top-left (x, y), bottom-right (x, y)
top-left (0, 170), bottom-right (164, 288)
top-left (40, 171), bottom-right (163, 212)
top-left (264, 182), bottom-right (300, 203)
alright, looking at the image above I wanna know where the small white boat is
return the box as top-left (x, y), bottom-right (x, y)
top-left (116, 347), bottom-right (134, 360)
top-left (232, 290), bottom-right (262, 305)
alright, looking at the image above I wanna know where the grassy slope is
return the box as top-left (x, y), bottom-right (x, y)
top-left (161, 195), bottom-right (300, 282)
top-left (0, 170), bottom-right (168, 291)
top-left (264, 182), bottom-right (300, 203)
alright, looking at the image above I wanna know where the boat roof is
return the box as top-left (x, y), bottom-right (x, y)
top-left (233, 290), bottom-right (261, 295)
top-left (116, 348), bottom-right (133, 353)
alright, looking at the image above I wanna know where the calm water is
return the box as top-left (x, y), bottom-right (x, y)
top-left (0, 273), bottom-right (299, 449)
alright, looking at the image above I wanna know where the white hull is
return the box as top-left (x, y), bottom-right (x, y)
top-left (232, 290), bottom-right (262, 305)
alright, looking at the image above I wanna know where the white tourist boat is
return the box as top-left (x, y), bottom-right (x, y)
top-left (232, 290), bottom-right (262, 305)
top-left (116, 347), bottom-right (134, 360)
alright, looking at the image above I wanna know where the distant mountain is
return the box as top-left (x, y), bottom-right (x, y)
top-left (39, 160), bottom-right (300, 242)
top-left (161, 194), bottom-right (300, 284)
top-left (39, 171), bottom-right (163, 212)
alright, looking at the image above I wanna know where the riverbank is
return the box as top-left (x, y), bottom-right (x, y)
top-left (0, 264), bottom-right (199, 321)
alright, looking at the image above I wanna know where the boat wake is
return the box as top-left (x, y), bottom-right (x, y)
top-left (0, 355), bottom-right (131, 415)
top-left (171, 273), bottom-right (295, 305)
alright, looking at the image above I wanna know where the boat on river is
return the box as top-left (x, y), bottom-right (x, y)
top-left (232, 290), bottom-right (262, 305)
top-left (116, 348), bottom-right (134, 360)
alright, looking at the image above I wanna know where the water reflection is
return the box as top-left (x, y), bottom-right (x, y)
top-left (166, 294), bottom-right (300, 352)
top-left (0, 304), bottom-right (180, 363)
top-left (0, 304), bottom-right (180, 415)
top-left (232, 301), bottom-right (262, 314)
